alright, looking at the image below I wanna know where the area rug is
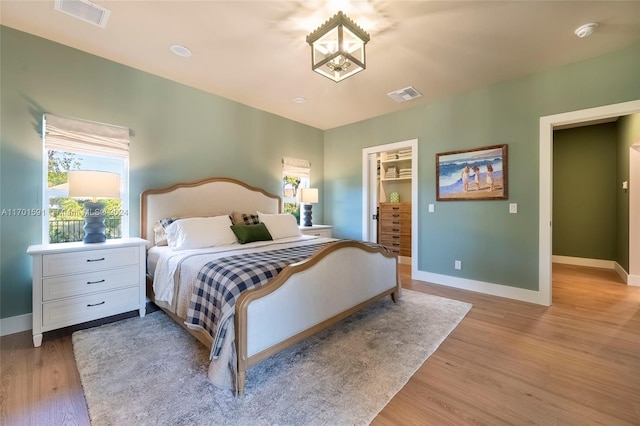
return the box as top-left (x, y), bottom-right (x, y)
top-left (73, 289), bottom-right (471, 426)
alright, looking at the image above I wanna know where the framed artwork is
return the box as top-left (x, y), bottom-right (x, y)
top-left (436, 144), bottom-right (508, 201)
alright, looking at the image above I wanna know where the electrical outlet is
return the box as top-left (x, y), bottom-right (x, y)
top-left (428, 204), bottom-right (435, 213)
top-left (454, 260), bottom-right (462, 270)
top-left (509, 203), bottom-right (518, 214)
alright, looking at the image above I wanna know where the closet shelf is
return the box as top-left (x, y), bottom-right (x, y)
top-left (380, 157), bottom-right (412, 165)
top-left (381, 177), bottom-right (411, 182)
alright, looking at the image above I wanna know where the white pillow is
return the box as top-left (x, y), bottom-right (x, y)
top-left (165, 216), bottom-right (237, 250)
top-left (257, 212), bottom-right (302, 240)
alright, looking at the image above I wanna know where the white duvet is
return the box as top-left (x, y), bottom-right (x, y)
top-left (152, 235), bottom-right (331, 315)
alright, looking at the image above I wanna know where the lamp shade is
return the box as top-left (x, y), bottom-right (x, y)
top-left (299, 188), bottom-right (319, 204)
top-left (68, 170), bottom-right (120, 199)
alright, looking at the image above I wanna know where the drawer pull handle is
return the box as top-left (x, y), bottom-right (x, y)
top-left (87, 301), bottom-right (105, 307)
top-left (86, 257), bottom-right (105, 263)
top-left (392, 228), bottom-right (400, 232)
top-left (392, 214), bottom-right (400, 217)
top-left (87, 279), bottom-right (105, 285)
top-left (392, 235), bottom-right (400, 239)
top-left (392, 221), bottom-right (400, 224)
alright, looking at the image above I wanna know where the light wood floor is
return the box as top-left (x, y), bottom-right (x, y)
top-left (1, 264), bottom-right (639, 425)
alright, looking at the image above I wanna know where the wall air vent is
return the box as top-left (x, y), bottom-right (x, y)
top-left (54, 0), bottom-right (111, 28)
top-left (387, 86), bottom-right (423, 103)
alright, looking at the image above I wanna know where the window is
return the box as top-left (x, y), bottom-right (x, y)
top-left (42, 114), bottom-right (130, 243)
top-left (282, 157), bottom-right (310, 224)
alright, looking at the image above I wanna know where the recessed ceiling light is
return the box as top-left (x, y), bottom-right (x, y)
top-left (574, 23), bottom-right (599, 38)
top-left (292, 97), bottom-right (306, 104)
top-left (170, 44), bottom-right (192, 58)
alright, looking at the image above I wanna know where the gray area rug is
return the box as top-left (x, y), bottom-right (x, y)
top-left (73, 289), bottom-right (471, 426)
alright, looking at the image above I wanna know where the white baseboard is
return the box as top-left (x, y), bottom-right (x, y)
top-left (0, 313), bottom-right (32, 336)
top-left (613, 262), bottom-right (629, 284)
top-left (3, 268), bottom-right (636, 336)
top-left (413, 270), bottom-right (549, 306)
top-left (552, 255), bottom-right (615, 269)
top-left (553, 256), bottom-right (637, 285)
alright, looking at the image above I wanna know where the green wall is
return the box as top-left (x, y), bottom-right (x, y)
top-left (324, 43), bottom-right (640, 291)
top-left (552, 124), bottom-right (617, 260)
top-left (552, 116), bottom-right (640, 271)
top-left (0, 27), bottom-right (324, 319)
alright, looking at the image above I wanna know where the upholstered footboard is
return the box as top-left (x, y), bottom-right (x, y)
top-left (235, 240), bottom-right (400, 396)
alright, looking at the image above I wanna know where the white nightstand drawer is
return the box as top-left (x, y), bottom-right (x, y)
top-left (42, 265), bottom-right (139, 301)
top-left (303, 229), bottom-right (332, 237)
top-left (42, 246), bottom-right (139, 276)
top-left (42, 286), bottom-right (140, 330)
top-left (299, 225), bottom-right (332, 238)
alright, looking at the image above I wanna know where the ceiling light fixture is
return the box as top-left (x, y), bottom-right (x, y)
top-left (170, 44), bottom-right (192, 58)
top-left (574, 22), bottom-right (599, 38)
top-left (306, 11), bottom-right (370, 83)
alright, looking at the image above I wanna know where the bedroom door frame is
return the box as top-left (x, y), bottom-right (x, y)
top-left (539, 99), bottom-right (640, 305)
top-left (362, 139), bottom-right (418, 275)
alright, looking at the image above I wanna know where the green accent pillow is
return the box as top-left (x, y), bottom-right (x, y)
top-left (230, 223), bottom-right (273, 244)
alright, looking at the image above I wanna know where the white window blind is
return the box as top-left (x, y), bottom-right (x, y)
top-left (282, 156), bottom-right (311, 179)
top-left (43, 114), bottom-right (129, 158)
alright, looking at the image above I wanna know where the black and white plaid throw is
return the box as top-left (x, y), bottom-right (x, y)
top-left (185, 241), bottom-right (335, 358)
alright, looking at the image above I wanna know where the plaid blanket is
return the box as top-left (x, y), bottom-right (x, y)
top-left (185, 241), bottom-right (335, 358)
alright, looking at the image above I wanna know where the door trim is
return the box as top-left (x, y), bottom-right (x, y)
top-left (362, 139), bottom-right (418, 276)
top-left (539, 99), bottom-right (640, 305)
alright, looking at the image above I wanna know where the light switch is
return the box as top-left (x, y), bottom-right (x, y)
top-left (509, 203), bottom-right (518, 214)
top-left (428, 204), bottom-right (435, 213)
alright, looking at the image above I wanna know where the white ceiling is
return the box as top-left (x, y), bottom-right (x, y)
top-left (1, 1), bottom-right (639, 130)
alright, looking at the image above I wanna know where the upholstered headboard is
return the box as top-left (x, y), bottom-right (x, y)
top-left (140, 177), bottom-right (281, 245)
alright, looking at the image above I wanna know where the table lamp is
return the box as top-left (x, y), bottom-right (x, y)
top-left (68, 170), bottom-right (121, 243)
top-left (299, 188), bottom-right (318, 227)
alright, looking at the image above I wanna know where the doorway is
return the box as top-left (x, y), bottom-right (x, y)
top-left (539, 100), bottom-right (640, 305)
top-left (362, 139), bottom-right (418, 277)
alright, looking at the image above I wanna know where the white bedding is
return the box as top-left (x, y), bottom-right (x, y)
top-left (152, 234), bottom-right (332, 319)
top-left (146, 245), bottom-right (169, 277)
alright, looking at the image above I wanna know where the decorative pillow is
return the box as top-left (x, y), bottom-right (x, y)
top-left (230, 223), bottom-right (273, 244)
top-left (257, 212), bottom-right (302, 240)
top-left (165, 215), bottom-right (237, 250)
top-left (231, 211), bottom-right (260, 226)
top-left (153, 223), bottom-right (168, 246)
top-left (153, 217), bottom-right (178, 246)
top-left (159, 217), bottom-right (178, 228)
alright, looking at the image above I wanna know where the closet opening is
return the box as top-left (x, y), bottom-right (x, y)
top-left (362, 139), bottom-right (418, 276)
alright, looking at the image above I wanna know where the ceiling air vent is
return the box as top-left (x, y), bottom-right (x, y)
top-left (387, 86), bottom-right (423, 103)
top-left (54, 0), bottom-right (111, 28)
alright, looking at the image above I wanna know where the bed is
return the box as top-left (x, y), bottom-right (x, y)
top-left (140, 177), bottom-right (400, 395)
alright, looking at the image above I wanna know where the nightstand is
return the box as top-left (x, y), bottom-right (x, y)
top-left (299, 224), bottom-right (333, 238)
top-left (27, 237), bottom-right (148, 347)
